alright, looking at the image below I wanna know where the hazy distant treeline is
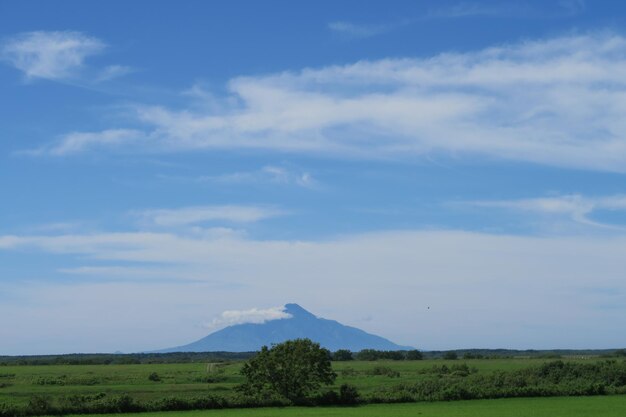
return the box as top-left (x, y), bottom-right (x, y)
top-left (0, 352), bottom-right (256, 366)
top-left (1, 348), bottom-right (624, 366)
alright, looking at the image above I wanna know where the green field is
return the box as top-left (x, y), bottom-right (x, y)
top-left (0, 358), bottom-right (600, 406)
top-left (77, 396), bottom-right (626, 417)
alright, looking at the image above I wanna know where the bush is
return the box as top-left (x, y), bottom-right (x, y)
top-left (339, 384), bottom-right (360, 405)
top-left (368, 366), bottom-right (400, 378)
top-left (27, 395), bottom-right (53, 415)
top-left (148, 372), bottom-right (161, 382)
top-left (0, 404), bottom-right (18, 417)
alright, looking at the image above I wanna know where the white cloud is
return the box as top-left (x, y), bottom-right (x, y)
top-left (204, 306), bottom-right (292, 330)
top-left (191, 166), bottom-right (316, 188)
top-left (22, 129), bottom-right (144, 156)
top-left (427, 1), bottom-right (584, 19)
top-left (1, 31), bottom-right (105, 80)
top-left (473, 194), bottom-right (626, 230)
top-left (137, 205), bottom-right (285, 227)
top-left (96, 64), bottom-right (134, 82)
top-left (37, 33), bottom-right (626, 172)
top-left (328, 21), bottom-right (389, 39)
top-left (427, 2), bottom-right (524, 18)
top-left (559, 0), bottom-right (586, 16)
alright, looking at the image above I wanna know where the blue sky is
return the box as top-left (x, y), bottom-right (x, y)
top-left (2, 0), bottom-right (626, 354)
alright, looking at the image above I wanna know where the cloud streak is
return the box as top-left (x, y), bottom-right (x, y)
top-left (188, 166), bottom-right (316, 188)
top-left (27, 33), bottom-right (626, 172)
top-left (21, 129), bottom-right (144, 156)
top-left (1, 31), bottom-right (132, 84)
top-left (472, 194), bottom-right (626, 230)
top-left (136, 205), bottom-right (285, 227)
top-left (328, 21), bottom-right (391, 39)
top-left (1, 31), bottom-right (105, 80)
top-left (203, 306), bottom-right (292, 330)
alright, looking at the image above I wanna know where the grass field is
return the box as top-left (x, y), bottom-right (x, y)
top-left (74, 396), bottom-right (626, 417)
top-left (0, 357), bottom-right (616, 406)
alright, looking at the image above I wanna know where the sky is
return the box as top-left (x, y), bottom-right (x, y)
top-left (1, 0), bottom-right (626, 355)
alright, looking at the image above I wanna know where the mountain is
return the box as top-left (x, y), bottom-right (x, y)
top-left (157, 303), bottom-right (413, 352)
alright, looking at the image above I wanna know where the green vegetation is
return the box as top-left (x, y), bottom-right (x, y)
top-left (0, 353), bottom-right (254, 367)
top-left (1, 352), bottom-right (626, 416)
top-left (238, 339), bottom-right (336, 403)
top-left (68, 396), bottom-right (626, 417)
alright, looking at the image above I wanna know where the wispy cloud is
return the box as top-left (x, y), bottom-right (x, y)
top-left (26, 33), bottom-right (626, 172)
top-left (328, 21), bottom-right (390, 39)
top-left (1, 31), bottom-right (131, 83)
top-left (427, 2), bottom-right (528, 18)
top-left (21, 129), bottom-right (144, 156)
top-left (136, 205), bottom-right (285, 227)
top-left (1, 31), bottom-right (105, 80)
top-left (427, 1), bottom-right (585, 19)
top-left (96, 64), bottom-right (134, 82)
top-left (559, 0), bottom-right (586, 16)
top-left (472, 194), bottom-right (626, 230)
top-left (183, 166), bottom-right (316, 188)
top-left (203, 306), bottom-right (292, 330)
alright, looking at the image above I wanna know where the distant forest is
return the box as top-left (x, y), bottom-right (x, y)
top-left (1, 348), bottom-right (624, 366)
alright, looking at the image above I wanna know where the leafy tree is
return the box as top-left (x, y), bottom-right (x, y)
top-left (332, 349), bottom-right (353, 361)
top-left (238, 339), bottom-right (336, 403)
top-left (406, 350), bottom-right (424, 360)
top-left (355, 349), bottom-right (405, 361)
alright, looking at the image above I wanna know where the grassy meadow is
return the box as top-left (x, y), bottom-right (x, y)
top-left (1, 357), bottom-right (624, 407)
top-left (81, 396), bottom-right (626, 417)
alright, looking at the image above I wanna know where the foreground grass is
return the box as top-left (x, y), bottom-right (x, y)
top-left (75, 396), bottom-right (626, 417)
top-left (0, 358), bottom-right (602, 406)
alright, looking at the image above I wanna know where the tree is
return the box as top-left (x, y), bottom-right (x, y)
top-left (614, 348), bottom-right (626, 357)
top-left (443, 351), bottom-right (458, 360)
top-left (238, 339), bottom-right (337, 403)
top-left (332, 349), bottom-right (353, 361)
top-left (406, 350), bottom-right (423, 360)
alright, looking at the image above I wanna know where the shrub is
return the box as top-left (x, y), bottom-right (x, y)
top-left (27, 395), bottom-right (53, 415)
top-left (368, 366), bottom-right (400, 378)
top-left (339, 384), bottom-right (360, 405)
top-left (148, 372), bottom-right (161, 382)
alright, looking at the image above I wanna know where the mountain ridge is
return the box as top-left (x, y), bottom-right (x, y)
top-left (157, 303), bottom-right (413, 352)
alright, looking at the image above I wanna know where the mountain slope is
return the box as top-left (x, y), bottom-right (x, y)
top-left (158, 303), bottom-right (413, 352)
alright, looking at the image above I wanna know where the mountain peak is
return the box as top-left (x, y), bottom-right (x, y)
top-left (157, 303), bottom-right (413, 352)
top-left (284, 303), bottom-right (316, 319)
